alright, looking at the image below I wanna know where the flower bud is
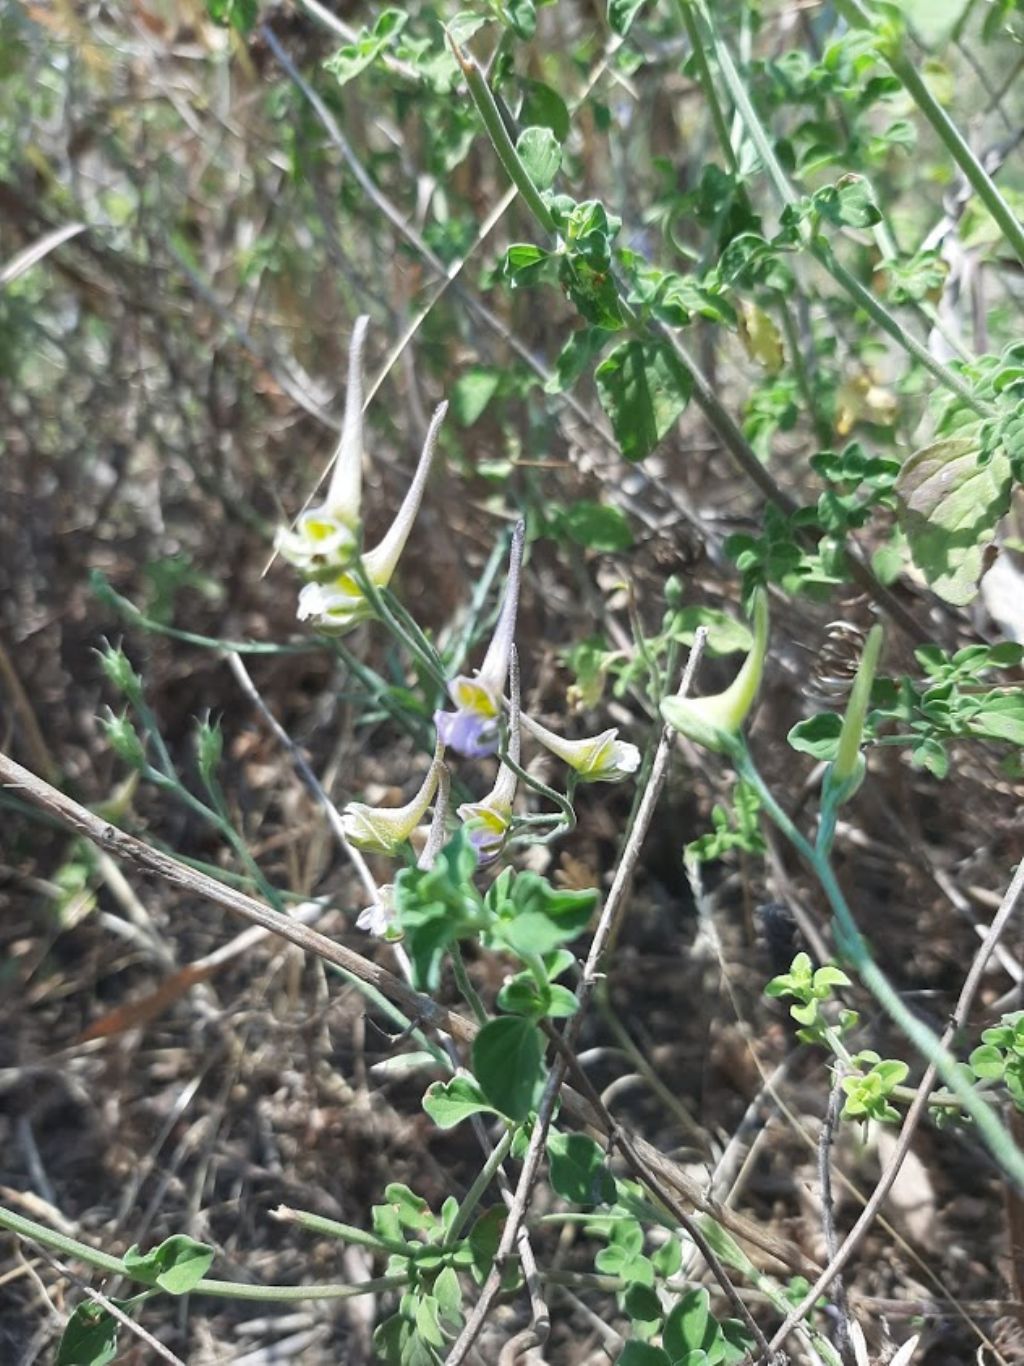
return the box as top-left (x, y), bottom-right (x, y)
top-left (660, 588), bottom-right (768, 753)
top-left (195, 715), bottom-right (224, 783)
top-left (96, 640), bottom-right (143, 704)
top-left (827, 622), bottom-right (883, 802)
top-left (101, 708), bottom-right (147, 769)
top-left (341, 741), bottom-right (446, 855)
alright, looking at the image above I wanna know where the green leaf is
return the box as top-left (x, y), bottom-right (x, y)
top-left (452, 367), bottom-right (501, 426)
top-left (547, 1131), bottom-right (616, 1205)
top-left (520, 80), bottom-right (570, 140)
top-left (595, 340), bottom-right (692, 462)
top-left (123, 1235), bottom-right (214, 1294)
top-left (384, 1183), bottom-right (433, 1231)
top-left (608, 0), bottom-right (649, 36)
top-left (813, 175), bottom-right (882, 228)
top-left (56, 1303), bottom-right (120, 1366)
top-left (652, 1235), bottom-right (683, 1277)
top-left (895, 436), bottom-right (1012, 605)
top-left (623, 1283), bottom-right (663, 1325)
top-left (545, 327), bottom-right (611, 394)
top-left (697, 1217), bottom-right (757, 1277)
top-left (500, 909), bottom-right (571, 957)
top-left (505, 0), bottom-right (536, 39)
top-left (516, 126), bottom-right (562, 192)
top-left (618, 1345), bottom-right (672, 1366)
top-left (559, 501), bottom-right (634, 552)
top-left (472, 1017), bottom-right (545, 1121)
top-left (663, 1288), bottom-right (718, 1360)
top-left (205, 0), bottom-right (258, 33)
top-left (323, 10), bottom-right (407, 85)
top-left (968, 694), bottom-right (1024, 746)
top-left (787, 711), bottom-right (843, 759)
top-left (500, 243), bottom-right (551, 288)
top-left (414, 1293), bottom-right (444, 1348)
top-left (434, 1265), bottom-right (463, 1328)
top-left (423, 1077), bottom-right (500, 1129)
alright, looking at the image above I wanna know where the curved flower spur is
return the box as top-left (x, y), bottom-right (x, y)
top-left (278, 315), bottom-right (447, 633)
top-left (434, 519), bottom-right (525, 758)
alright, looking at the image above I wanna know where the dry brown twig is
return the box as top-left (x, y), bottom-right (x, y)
top-left (0, 749), bottom-right (814, 1280)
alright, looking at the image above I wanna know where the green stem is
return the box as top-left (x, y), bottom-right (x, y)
top-left (451, 38), bottom-right (557, 236)
top-left (0, 1204), bottom-right (406, 1302)
top-left (834, 0), bottom-right (1024, 268)
top-left (450, 943), bottom-right (488, 1024)
top-left (890, 51), bottom-right (1024, 267)
top-left (777, 293), bottom-right (831, 446)
top-left (695, 1), bottom-right (992, 416)
top-left (443, 1127), bottom-right (515, 1245)
top-left (90, 574), bottom-right (311, 655)
top-left (354, 563), bottom-right (448, 692)
top-left (736, 748), bottom-right (1024, 1187)
top-left (671, 0), bottom-right (738, 175)
top-left (273, 1208), bottom-right (411, 1257)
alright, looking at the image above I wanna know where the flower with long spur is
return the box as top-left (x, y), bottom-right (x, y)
top-left (276, 315), bottom-right (368, 578)
top-left (297, 402), bottom-right (447, 633)
top-left (357, 767), bottom-right (452, 938)
top-left (519, 712), bottom-right (641, 784)
top-left (456, 649), bottom-right (523, 863)
top-left (660, 588), bottom-right (768, 756)
top-left (434, 519), bottom-right (525, 757)
top-left (342, 736), bottom-right (447, 856)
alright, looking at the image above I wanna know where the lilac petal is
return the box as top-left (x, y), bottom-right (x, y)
top-left (434, 707), bottom-right (500, 758)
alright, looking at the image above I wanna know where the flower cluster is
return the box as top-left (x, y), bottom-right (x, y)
top-left (278, 317), bottom-right (446, 633)
top-left (282, 318), bottom-right (645, 935)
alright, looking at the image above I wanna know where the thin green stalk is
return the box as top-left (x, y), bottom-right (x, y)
top-left (145, 766), bottom-right (287, 914)
top-left (0, 1204), bottom-right (407, 1302)
top-left (694, 3), bottom-right (991, 416)
top-left (835, 0), bottom-right (1024, 269)
top-left (91, 575), bottom-right (312, 655)
top-left (777, 293), bottom-right (831, 446)
top-left (451, 943), bottom-right (488, 1025)
top-left (889, 52), bottom-right (1024, 267)
top-left (353, 563), bottom-right (448, 692)
top-left (671, 0), bottom-right (738, 176)
top-left (735, 749), bottom-right (1024, 1187)
top-left (274, 1207), bottom-right (411, 1257)
top-left (443, 1127), bottom-right (515, 1245)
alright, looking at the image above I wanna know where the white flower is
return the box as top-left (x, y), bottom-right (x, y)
top-left (520, 713), bottom-right (640, 783)
top-left (277, 316), bottom-right (368, 576)
top-left (297, 402), bottom-right (447, 633)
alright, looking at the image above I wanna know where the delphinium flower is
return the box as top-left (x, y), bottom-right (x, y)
top-left (456, 649), bottom-right (522, 864)
top-left (434, 520), bottom-right (525, 757)
top-left (660, 588), bottom-right (768, 753)
top-left (276, 315), bottom-right (368, 578)
top-left (357, 767), bottom-right (452, 938)
top-left (519, 712), bottom-right (641, 784)
top-left (341, 737), bottom-right (447, 856)
top-left (296, 402), bottom-right (447, 632)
